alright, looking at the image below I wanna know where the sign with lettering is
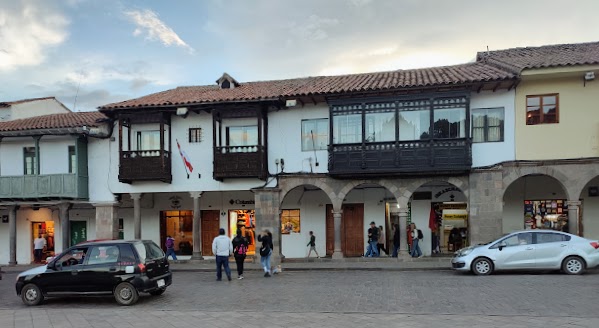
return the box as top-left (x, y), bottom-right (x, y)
top-left (229, 199), bottom-right (255, 205)
top-left (434, 187), bottom-right (461, 199)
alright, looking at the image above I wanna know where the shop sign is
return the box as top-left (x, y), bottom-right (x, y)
top-left (443, 213), bottom-right (468, 219)
top-left (169, 196), bottom-right (182, 209)
top-left (229, 199), bottom-right (255, 205)
top-left (434, 187), bottom-right (461, 199)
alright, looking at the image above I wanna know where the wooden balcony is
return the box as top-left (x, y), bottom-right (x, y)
top-left (328, 139), bottom-right (471, 177)
top-left (119, 150), bottom-right (172, 183)
top-left (213, 145), bottom-right (267, 180)
top-left (0, 174), bottom-right (88, 200)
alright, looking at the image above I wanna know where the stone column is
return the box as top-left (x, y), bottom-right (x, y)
top-left (254, 189), bottom-right (281, 263)
top-left (190, 191), bottom-right (203, 260)
top-left (95, 203), bottom-right (119, 240)
top-left (131, 193), bottom-right (142, 239)
top-left (398, 207), bottom-right (409, 254)
top-left (469, 170), bottom-right (504, 245)
top-left (567, 200), bottom-right (580, 236)
top-left (8, 205), bottom-right (19, 266)
top-left (331, 210), bottom-right (343, 259)
top-left (58, 202), bottom-right (72, 250)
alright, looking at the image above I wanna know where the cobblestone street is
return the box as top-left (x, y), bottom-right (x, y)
top-left (1, 270), bottom-right (598, 327)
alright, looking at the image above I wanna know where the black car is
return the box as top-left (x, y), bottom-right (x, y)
top-left (16, 240), bottom-right (172, 306)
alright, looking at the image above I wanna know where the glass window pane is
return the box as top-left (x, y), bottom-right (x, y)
top-left (527, 96), bottom-right (540, 106)
top-left (302, 119), bottom-right (328, 151)
top-left (229, 126), bottom-right (258, 146)
top-left (542, 96), bottom-right (556, 105)
top-left (399, 110), bottom-right (430, 141)
top-left (433, 108), bottom-right (465, 138)
top-left (333, 114), bottom-right (362, 144)
top-left (365, 112), bottom-right (395, 142)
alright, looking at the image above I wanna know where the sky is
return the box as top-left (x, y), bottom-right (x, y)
top-left (0, 0), bottom-right (598, 112)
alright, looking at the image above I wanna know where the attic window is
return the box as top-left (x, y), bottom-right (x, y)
top-left (221, 80), bottom-right (231, 89)
top-left (216, 73), bottom-right (240, 89)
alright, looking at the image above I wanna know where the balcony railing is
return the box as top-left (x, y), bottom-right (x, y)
top-left (214, 145), bottom-right (267, 180)
top-left (119, 150), bottom-right (172, 183)
top-left (328, 138), bottom-right (471, 177)
top-left (0, 173), bottom-right (88, 200)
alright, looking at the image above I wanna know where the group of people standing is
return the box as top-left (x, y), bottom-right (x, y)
top-left (366, 222), bottom-right (423, 258)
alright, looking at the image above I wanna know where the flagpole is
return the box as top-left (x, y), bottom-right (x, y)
top-left (176, 139), bottom-right (190, 179)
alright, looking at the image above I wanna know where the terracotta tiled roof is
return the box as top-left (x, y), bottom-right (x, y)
top-left (0, 97), bottom-right (60, 108)
top-left (477, 41), bottom-right (599, 72)
top-left (99, 62), bottom-right (516, 110)
top-left (0, 112), bottom-right (106, 132)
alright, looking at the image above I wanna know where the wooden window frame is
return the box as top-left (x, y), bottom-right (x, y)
top-left (23, 147), bottom-right (36, 175)
top-left (471, 107), bottom-right (505, 143)
top-left (526, 94), bottom-right (559, 125)
top-left (188, 128), bottom-right (202, 143)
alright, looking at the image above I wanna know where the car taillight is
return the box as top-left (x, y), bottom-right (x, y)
top-left (137, 263), bottom-right (146, 273)
top-left (591, 242), bottom-right (599, 250)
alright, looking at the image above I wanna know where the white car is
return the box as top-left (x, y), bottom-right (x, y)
top-left (451, 230), bottom-right (599, 275)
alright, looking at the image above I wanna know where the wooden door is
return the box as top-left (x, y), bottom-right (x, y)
top-left (341, 204), bottom-right (364, 257)
top-left (325, 205), bottom-right (334, 256)
top-left (201, 210), bottom-right (220, 256)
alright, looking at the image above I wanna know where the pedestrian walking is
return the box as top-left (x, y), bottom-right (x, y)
top-left (232, 229), bottom-right (249, 279)
top-left (306, 231), bottom-right (320, 258)
top-left (212, 228), bottom-right (233, 281)
top-left (33, 234), bottom-right (46, 263)
top-left (377, 225), bottom-right (388, 256)
top-left (410, 223), bottom-right (423, 258)
top-left (365, 221), bottom-right (379, 257)
top-left (257, 229), bottom-right (273, 277)
top-left (164, 235), bottom-right (177, 260)
top-left (391, 223), bottom-right (400, 258)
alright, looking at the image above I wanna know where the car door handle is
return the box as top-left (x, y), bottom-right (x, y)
top-left (560, 244), bottom-right (568, 247)
top-left (526, 247), bottom-right (534, 250)
top-left (109, 267), bottom-right (117, 272)
top-left (72, 270), bottom-right (82, 275)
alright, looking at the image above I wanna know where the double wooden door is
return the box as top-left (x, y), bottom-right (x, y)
top-left (201, 210), bottom-right (220, 256)
top-left (326, 204), bottom-right (364, 257)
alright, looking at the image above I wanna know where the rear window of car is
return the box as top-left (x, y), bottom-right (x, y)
top-left (134, 242), bottom-right (165, 262)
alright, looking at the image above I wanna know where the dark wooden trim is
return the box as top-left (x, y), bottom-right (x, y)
top-left (262, 106), bottom-right (269, 180)
top-left (160, 118), bottom-right (165, 168)
top-left (525, 93), bottom-right (559, 125)
top-left (118, 118), bottom-right (123, 154)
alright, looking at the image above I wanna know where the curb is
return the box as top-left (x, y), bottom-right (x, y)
top-left (171, 267), bottom-right (451, 273)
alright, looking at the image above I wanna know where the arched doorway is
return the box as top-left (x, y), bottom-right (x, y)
top-left (408, 181), bottom-right (468, 256)
top-left (503, 174), bottom-right (569, 234)
top-left (580, 176), bottom-right (599, 239)
top-left (279, 185), bottom-right (333, 258)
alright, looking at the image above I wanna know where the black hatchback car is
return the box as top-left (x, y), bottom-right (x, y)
top-left (16, 240), bottom-right (172, 306)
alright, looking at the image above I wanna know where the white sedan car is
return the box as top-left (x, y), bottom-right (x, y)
top-left (452, 230), bottom-right (599, 275)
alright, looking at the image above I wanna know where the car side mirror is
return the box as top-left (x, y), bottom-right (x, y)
top-left (498, 242), bottom-right (507, 251)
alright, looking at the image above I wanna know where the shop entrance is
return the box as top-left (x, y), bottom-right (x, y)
top-left (31, 221), bottom-right (55, 261)
top-left (524, 199), bottom-right (569, 231)
top-left (201, 210), bottom-right (220, 256)
top-left (430, 202), bottom-right (468, 254)
top-left (228, 209), bottom-right (256, 255)
top-left (159, 210), bottom-right (193, 255)
top-left (326, 204), bottom-right (364, 257)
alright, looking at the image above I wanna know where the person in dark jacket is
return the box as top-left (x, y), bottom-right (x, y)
top-left (392, 224), bottom-right (400, 258)
top-left (232, 229), bottom-right (249, 279)
top-left (257, 229), bottom-right (273, 277)
top-left (306, 231), bottom-right (320, 258)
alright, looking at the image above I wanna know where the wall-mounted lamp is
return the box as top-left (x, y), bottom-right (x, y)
top-left (176, 107), bottom-right (189, 117)
top-left (221, 211), bottom-right (226, 217)
top-left (584, 71), bottom-right (595, 87)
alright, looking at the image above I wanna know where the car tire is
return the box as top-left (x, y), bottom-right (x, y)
top-left (114, 282), bottom-right (139, 306)
top-left (472, 257), bottom-right (493, 276)
top-left (562, 256), bottom-right (585, 275)
top-left (149, 288), bottom-right (166, 296)
top-left (21, 284), bottom-right (44, 306)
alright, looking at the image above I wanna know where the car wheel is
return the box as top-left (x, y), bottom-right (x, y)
top-left (472, 258), bottom-right (493, 276)
top-left (21, 284), bottom-right (44, 306)
top-left (114, 282), bottom-right (139, 306)
top-left (562, 256), bottom-right (585, 275)
top-left (149, 288), bottom-right (166, 296)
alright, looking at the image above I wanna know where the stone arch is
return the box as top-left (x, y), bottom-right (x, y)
top-left (337, 179), bottom-right (403, 208)
top-left (278, 176), bottom-right (340, 209)
top-left (402, 176), bottom-right (469, 203)
top-left (502, 165), bottom-right (572, 200)
top-left (572, 164), bottom-right (599, 202)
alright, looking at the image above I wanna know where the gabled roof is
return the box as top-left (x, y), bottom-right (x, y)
top-left (99, 62), bottom-right (516, 111)
top-left (0, 112), bottom-right (106, 133)
top-left (0, 97), bottom-right (63, 108)
top-left (477, 41), bottom-right (599, 72)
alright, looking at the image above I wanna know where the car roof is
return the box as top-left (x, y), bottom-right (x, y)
top-left (76, 239), bottom-right (152, 247)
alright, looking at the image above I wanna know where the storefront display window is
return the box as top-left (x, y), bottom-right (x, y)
top-left (32, 221), bottom-right (55, 260)
top-left (524, 200), bottom-right (568, 231)
top-left (281, 209), bottom-right (300, 234)
top-left (161, 210), bottom-right (193, 255)
top-left (229, 209), bottom-right (256, 255)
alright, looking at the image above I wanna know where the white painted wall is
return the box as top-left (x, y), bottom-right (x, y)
top-left (581, 176), bottom-right (599, 240)
top-left (0, 209), bottom-right (8, 264)
top-left (87, 137), bottom-right (115, 202)
top-left (470, 90), bottom-right (516, 168)
top-left (9, 99), bottom-right (70, 120)
top-left (0, 137), bottom-right (75, 176)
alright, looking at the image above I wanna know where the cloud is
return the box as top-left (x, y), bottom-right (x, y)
top-left (0, 2), bottom-right (69, 71)
top-left (288, 15), bottom-right (339, 41)
top-left (124, 9), bottom-right (194, 53)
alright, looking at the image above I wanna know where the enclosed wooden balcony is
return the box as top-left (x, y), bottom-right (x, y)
top-left (213, 145), bottom-right (267, 180)
top-left (0, 174), bottom-right (88, 200)
top-left (329, 139), bottom-right (471, 177)
top-left (119, 150), bottom-right (172, 183)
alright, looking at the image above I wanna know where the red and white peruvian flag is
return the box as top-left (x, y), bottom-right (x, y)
top-left (176, 140), bottom-right (194, 173)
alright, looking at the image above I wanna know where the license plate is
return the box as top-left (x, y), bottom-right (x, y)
top-left (157, 279), bottom-right (165, 288)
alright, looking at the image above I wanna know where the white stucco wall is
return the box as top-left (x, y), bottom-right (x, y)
top-left (0, 137), bottom-right (75, 176)
top-left (581, 176), bottom-right (599, 240)
top-left (470, 90), bottom-right (516, 168)
top-left (10, 99), bottom-right (70, 120)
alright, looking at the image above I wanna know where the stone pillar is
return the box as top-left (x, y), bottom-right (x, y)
top-left (95, 203), bottom-right (119, 240)
top-left (254, 189), bottom-right (281, 263)
top-left (331, 210), bottom-right (343, 259)
top-left (131, 193), bottom-right (142, 239)
top-left (8, 205), bottom-right (19, 266)
top-left (469, 170), bottom-right (504, 245)
top-left (58, 202), bottom-right (72, 250)
top-left (567, 200), bottom-right (580, 236)
top-left (398, 207), bottom-right (409, 254)
top-left (190, 191), bottom-right (203, 260)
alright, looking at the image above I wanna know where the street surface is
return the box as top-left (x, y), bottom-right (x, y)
top-left (1, 270), bottom-right (598, 327)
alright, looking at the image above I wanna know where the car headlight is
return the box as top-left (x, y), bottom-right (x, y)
top-left (456, 247), bottom-right (474, 257)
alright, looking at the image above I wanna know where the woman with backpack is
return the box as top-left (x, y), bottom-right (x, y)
top-left (410, 223), bottom-right (423, 258)
top-left (232, 229), bottom-right (249, 279)
top-left (257, 229), bottom-right (273, 277)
